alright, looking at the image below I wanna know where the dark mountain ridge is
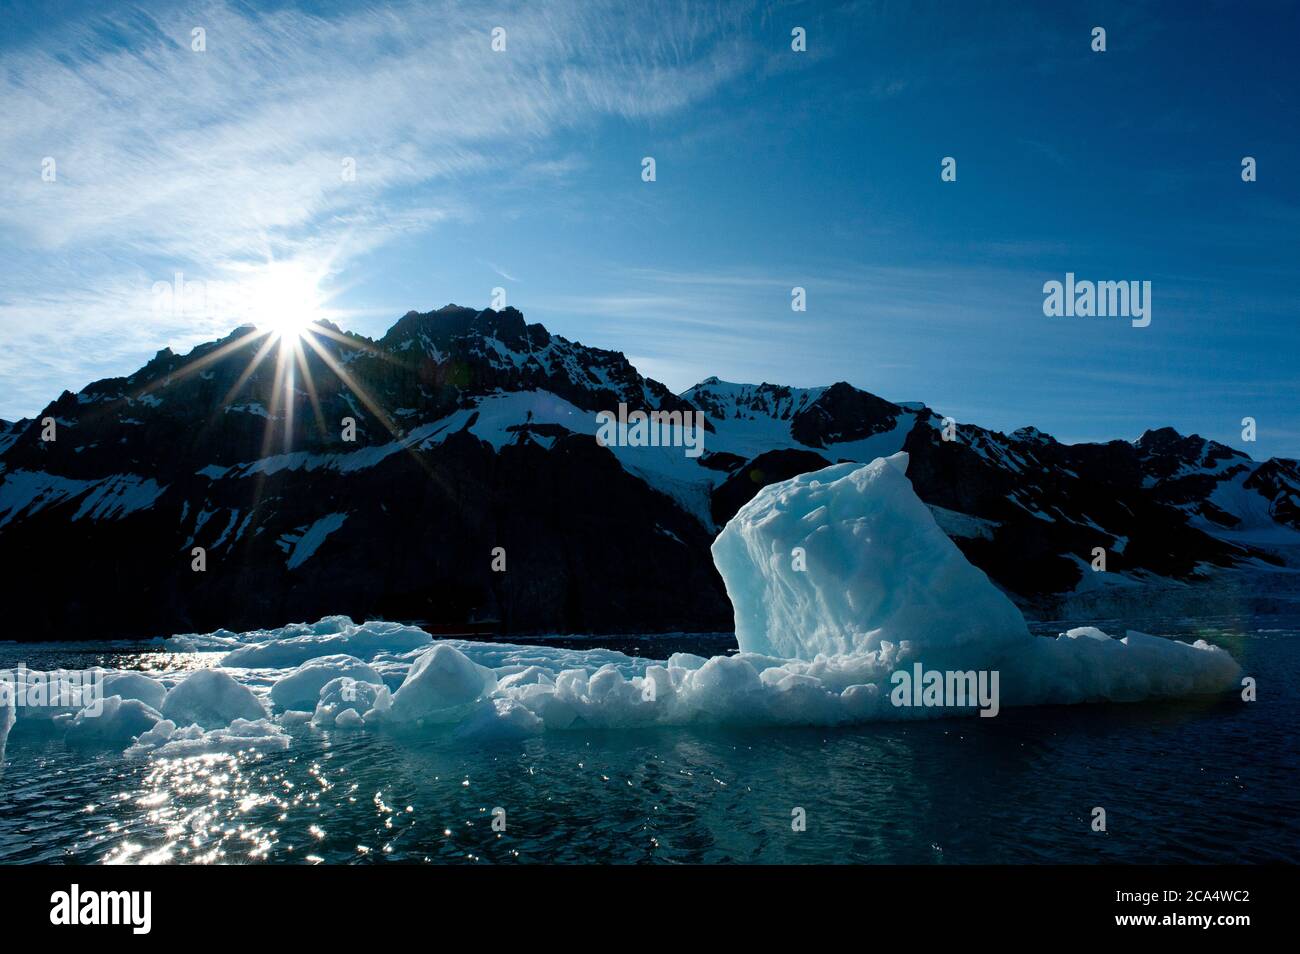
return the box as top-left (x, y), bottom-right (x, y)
top-left (1, 305), bottom-right (1295, 641)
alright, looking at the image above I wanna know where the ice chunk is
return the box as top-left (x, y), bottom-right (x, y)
top-left (65, 696), bottom-right (163, 745)
top-left (362, 686), bottom-right (393, 725)
top-left (496, 666), bottom-right (556, 691)
top-left (220, 620), bottom-right (431, 667)
top-left (453, 698), bottom-right (543, 739)
top-left (507, 682), bottom-right (578, 729)
top-left (8, 670), bottom-right (97, 727)
top-left (100, 671), bottom-right (167, 711)
top-left (165, 616), bottom-right (352, 653)
top-left (312, 676), bottom-right (385, 727)
top-left (160, 669), bottom-right (267, 729)
top-left (269, 655), bottom-right (384, 711)
top-left (666, 652), bottom-right (708, 671)
top-left (686, 655), bottom-right (765, 720)
top-left (1014, 629), bottom-right (1242, 705)
top-left (124, 717), bottom-right (290, 759)
top-left (124, 718), bottom-right (178, 757)
top-left (0, 694), bottom-right (13, 761)
top-left (333, 707), bottom-right (365, 729)
top-left (711, 453), bottom-right (1029, 661)
top-left (389, 644), bottom-right (496, 725)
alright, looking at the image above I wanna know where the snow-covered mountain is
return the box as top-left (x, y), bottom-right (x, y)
top-left (1135, 427), bottom-right (1300, 540)
top-left (1, 304), bottom-right (1295, 640)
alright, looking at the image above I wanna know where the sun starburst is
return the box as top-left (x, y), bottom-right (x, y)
top-left (244, 260), bottom-right (328, 342)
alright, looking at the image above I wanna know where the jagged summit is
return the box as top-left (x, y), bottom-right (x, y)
top-left (1135, 426), bottom-right (1248, 461)
top-left (382, 304), bottom-right (538, 351)
top-left (1011, 425), bottom-right (1055, 444)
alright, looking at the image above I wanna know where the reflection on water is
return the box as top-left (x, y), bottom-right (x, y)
top-left (0, 616), bottom-right (1296, 864)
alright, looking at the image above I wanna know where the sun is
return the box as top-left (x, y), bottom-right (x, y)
top-left (166, 254), bottom-right (397, 461)
top-left (245, 260), bottom-right (327, 341)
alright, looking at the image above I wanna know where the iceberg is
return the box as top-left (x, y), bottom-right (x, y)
top-left (711, 453), bottom-right (1029, 661)
top-left (65, 696), bottom-right (163, 745)
top-left (9, 669), bottom-right (98, 728)
top-left (269, 655), bottom-right (385, 711)
top-left (388, 644), bottom-right (497, 726)
top-left (710, 453), bottom-right (1242, 707)
top-left (160, 669), bottom-right (267, 729)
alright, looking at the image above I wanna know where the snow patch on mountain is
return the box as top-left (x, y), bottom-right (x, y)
top-left (682, 378), bottom-right (823, 458)
top-left (1198, 468), bottom-right (1300, 547)
top-left (197, 417), bottom-right (464, 480)
top-left (0, 470), bottom-right (166, 528)
top-left (280, 512), bottom-right (348, 570)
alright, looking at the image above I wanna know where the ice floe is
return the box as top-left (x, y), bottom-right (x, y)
top-left (124, 718), bottom-right (290, 759)
top-left (214, 619), bottom-right (431, 667)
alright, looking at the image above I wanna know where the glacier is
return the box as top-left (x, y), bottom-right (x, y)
top-left (0, 453), bottom-right (1244, 758)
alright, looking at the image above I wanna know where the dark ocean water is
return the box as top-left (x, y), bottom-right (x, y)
top-left (0, 614), bottom-right (1295, 865)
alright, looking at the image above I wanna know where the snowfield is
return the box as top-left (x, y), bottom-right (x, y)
top-left (0, 453), bottom-right (1242, 760)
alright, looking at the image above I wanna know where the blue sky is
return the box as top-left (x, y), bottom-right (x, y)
top-left (1, 0), bottom-right (1297, 457)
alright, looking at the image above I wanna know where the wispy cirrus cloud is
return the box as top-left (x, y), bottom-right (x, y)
top-left (1, 0), bottom-right (753, 258)
top-left (0, 0), bottom-right (757, 417)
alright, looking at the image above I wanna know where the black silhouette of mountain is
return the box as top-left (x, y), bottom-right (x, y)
top-left (1, 305), bottom-right (1296, 640)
